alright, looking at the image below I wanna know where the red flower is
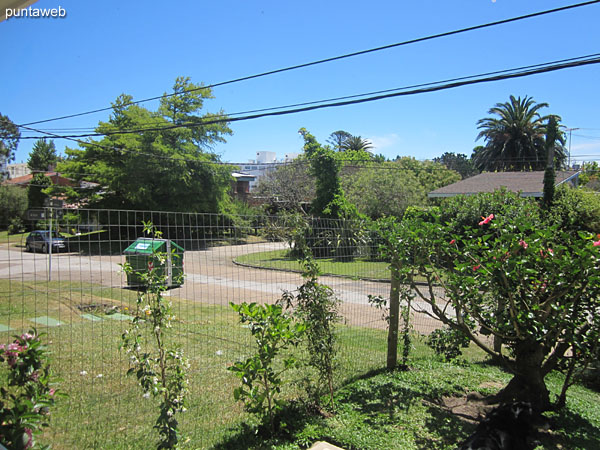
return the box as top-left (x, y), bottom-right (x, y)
top-left (449, 239), bottom-right (456, 245)
top-left (519, 239), bottom-right (528, 249)
top-left (478, 214), bottom-right (494, 226)
top-left (473, 264), bottom-right (481, 271)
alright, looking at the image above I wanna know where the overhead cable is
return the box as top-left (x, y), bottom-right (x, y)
top-left (17, 0), bottom-right (600, 127)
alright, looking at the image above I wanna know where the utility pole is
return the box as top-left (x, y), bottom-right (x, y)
top-left (565, 127), bottom-right (579, 168)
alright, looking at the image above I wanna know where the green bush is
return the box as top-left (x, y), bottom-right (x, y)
top-left (0, 185), bottom-right (27, 230)
top-left (426, 327), bottom-right (470, 361)
top-left (548, 185), bottom-right (600, 233)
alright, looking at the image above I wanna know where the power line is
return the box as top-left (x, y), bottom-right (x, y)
top-left (18, 54), bottom-right (600, 142)
top-left (17, 0), bottom-right (600, 127)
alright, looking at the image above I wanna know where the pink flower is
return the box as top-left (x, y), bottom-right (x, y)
top-left (473, 264), bottom-right (481, 271)
top-left (478, 214), bottom-right (494, 226)
top-left (24, 428), bottom-right (33, 449)
top-left (20, 333), bottom-right (34, 341)
top-left (547, 248), bottom-right (554, 256)
top-left (519, 239), bottom-right (528, 249)
top-left (49, 388), bottom-right (56, 396)
top-left (594, 240), bottom-right (600, 247)
top-left (449, 239), bottom-right (456, 245)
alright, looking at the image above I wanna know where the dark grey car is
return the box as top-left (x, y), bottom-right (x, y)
top-left (25, 230), bottom-right (68, 253)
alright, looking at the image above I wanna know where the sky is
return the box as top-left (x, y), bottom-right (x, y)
top-left (2, 0), bottom-right (600, 166)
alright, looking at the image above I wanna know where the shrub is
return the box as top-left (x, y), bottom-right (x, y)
top-left (0, 330), bottom-right (61, 449)
top-left (426, 327), bottom-right (470, 361)
top-left (228, 302), bottom-right (305, 433)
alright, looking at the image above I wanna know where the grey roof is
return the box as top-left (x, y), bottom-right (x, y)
top-left (428, 170), bottom-right (580, 198)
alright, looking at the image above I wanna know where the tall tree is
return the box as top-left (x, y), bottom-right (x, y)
top-left (27, 173), bottom-right (52, 208)
top-left (472, 95), bottom-right (566, 171)
top-left (254, 158), bottom-right (315, 213)
top-left (0, 113), bottom-right (20, 179)
top-left (326, 130), bottom-right (352, 151)
top-left (299, 128), bottom-right (343, 218)
top-left (341, 135), bottom-right (373, 152)
top-left (543, 116), bottom-right (560, 207)
top-left (27, 139), bottom-right (57, 172)
top-left (433, 152), bottom-right (478, 179)
top-left (56, 77), bottom-right (233, 212)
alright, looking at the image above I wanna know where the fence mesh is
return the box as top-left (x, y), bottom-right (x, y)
top-left (0, 209), bottom-right (444, 448)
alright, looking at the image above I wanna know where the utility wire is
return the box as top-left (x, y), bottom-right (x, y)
top-left (18, 54), bottom-right (600, 142)
top-left (18, 0), bottom-right (600, 127)
top-left (20, 52), bottom-right (600, 138)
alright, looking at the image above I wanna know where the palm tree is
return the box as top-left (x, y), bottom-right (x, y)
top-left (341, 135), bottom-right (373, 152)
top-left (327, 130), bottom-right (352, 151)
top-left (473, 95), bottom-right (566, 171)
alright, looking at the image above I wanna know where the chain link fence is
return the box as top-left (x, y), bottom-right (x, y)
top-left (0, 208), bottom-right (444, 448)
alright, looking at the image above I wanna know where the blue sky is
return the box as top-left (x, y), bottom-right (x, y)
top-left (2, 0), bottom-right (600, 166)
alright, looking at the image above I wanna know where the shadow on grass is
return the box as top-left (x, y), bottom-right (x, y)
top-left (541, 407), bottom-right (600, 449)
top-left (209, 402), bottom-right (331, 450)
top-left (415, 404), bottom-right (474, 450)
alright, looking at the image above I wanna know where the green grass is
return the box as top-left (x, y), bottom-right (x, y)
top-left (1, 279), bottom-right (599, 449)
top-left (235, 249), bottom-right (391, 280)
top-left (0, 230), bottom-right (28, 248)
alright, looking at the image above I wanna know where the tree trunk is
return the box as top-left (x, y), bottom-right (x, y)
top-left (494, 339), bottom-right (550, 412)
top-left (387, 266), bottom-right (400, 370)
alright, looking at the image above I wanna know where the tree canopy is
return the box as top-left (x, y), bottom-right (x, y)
top-left (326, 130), bottom-right (352, 151)
top-left (0, 113), bottom-right (20, 174)
top-left (28, 139), bottom-right (57, 172)
top-left (341, 135), bottom-right (373, 152)
top-left (433, 152), bottom-right (478, 179)
top-left (472, 95), bottom-right (566, 172)
top-left (380, 190), bottom-right (600, 412)
top-left (253, 158), bottom-right (314, 213)
top-left (343, 158), bottom-right (460, 219)
top-left (56, 77), bottom-right (233, 212)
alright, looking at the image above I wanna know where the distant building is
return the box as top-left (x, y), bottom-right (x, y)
top-left (428, 170), bottom-right (581, 198)
top-left (237, 151), bottom-right (299, 191)
top-left (231, 172), bottom-right (256, 201)
top-left (7, 163), bottom-right (31, 180)
top-left (2, 171), bottom-right (76, 188)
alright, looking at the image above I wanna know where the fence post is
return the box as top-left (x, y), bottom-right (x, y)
top-left (387, 264), bottom-right (400, 370)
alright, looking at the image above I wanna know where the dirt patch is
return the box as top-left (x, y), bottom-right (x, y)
top-left (439, 392), bottom-right (496, 423)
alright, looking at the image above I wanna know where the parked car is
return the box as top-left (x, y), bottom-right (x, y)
top-left (25, 230), bottom-right (69, 253)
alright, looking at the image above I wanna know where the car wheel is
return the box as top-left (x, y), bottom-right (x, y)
top-left (42, 244), bottom-right (47, 253)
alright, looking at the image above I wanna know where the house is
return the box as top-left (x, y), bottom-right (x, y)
top-left (2, 171), bottom-right (76, 188)
top-left (231, 172), bottom-right (256, 201)
top-left (428, 170), bottom-right (581, 198)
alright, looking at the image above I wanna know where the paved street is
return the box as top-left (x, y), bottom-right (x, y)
top-left (0, 241), bottom-right (442, 331)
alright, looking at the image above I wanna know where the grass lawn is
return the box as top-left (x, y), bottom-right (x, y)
top-left (1, 279), bottom-right (599, 449)
top-left (0, 230), bottom-right (28, 248)
top-left (235, 249), bottom-right (391, 281)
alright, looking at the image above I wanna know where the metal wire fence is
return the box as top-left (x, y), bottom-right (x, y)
top-left (0, 209), bottom-right (444, 448)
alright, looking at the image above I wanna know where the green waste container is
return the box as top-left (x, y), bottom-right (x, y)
top-left (123, 238), bottom-right (184, 288)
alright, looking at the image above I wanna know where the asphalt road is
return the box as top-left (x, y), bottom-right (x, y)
top-left (0, 241), bottom-right (443, 331)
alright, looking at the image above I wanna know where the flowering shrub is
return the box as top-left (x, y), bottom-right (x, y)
top-left (385, 193), bottom-right (600, 411)
top-left (0, 329), bottom-right (59, 449)
top-left (121, 223), bottom-right (189, 449)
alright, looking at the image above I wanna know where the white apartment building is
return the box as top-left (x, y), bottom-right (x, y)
top-left (238, 151), bottom-right (298, 191)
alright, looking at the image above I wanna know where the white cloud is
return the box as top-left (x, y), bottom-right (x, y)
top-left (367, 133), bottom-right (401, 150)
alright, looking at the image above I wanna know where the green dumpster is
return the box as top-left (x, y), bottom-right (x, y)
top-left (123, 238), bottom-right (184, 288)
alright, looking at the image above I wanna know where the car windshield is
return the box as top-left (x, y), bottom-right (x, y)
top-left (39, 231), bottom-right (62, 238)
